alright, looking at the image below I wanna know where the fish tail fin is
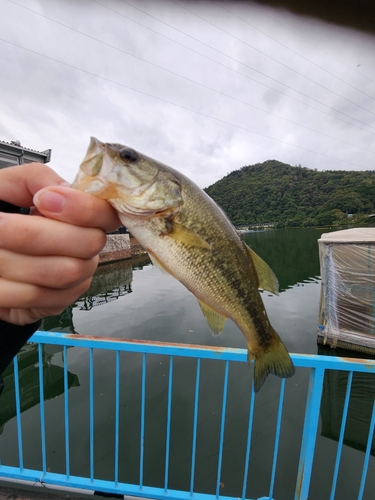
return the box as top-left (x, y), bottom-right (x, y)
top-left (251, 329), bottom-right (295, 392)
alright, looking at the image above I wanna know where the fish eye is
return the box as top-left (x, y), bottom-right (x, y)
top-left (120, 148), bottom-right (138, 163)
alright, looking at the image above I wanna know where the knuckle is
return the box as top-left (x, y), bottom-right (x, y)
top-left (0, 215), bottom-right (33, 249)
top-left (58, 257), bottom-right (98, 288)
top-left (43, 307), bottom-right (66, 317)
top-left (23, 285), bottom-right (45, 308)
top-left (0, 249), bottom-right (7, 273)
top-left (75, 276), bottom-right (94, 296)
top-left (64, 259), bottom-right (88, 286)
top-left (86, 231), bottom-right (107, 257)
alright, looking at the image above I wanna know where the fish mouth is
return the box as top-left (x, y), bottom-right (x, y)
top-left (88, 136), bottom-right (106, 155)
top-left (72, 137), bottom-right (116, 197)
top-left (71, 173), bottom-right (107, 196)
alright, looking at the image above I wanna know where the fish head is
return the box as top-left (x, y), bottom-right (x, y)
top-left (72, 137), bottom-right (182, 217)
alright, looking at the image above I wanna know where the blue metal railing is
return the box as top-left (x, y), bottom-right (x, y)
top-left (0, 331), bottom-right (375, 500)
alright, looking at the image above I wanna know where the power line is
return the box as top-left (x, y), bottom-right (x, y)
top-left (9, 0), bottom-right (374, 140)
top-left (7, 0), bottom-right (375, 154)
top-left (217, 2), bottom-right (375, 101)
top-left (264, 10), bottom-right (375, 86)
top-left (0, 36), bottom-right (369, 170)
top-left (111, 0), bottom-right (375, 134)
top-left (173, 0), bottom-right (375, 118)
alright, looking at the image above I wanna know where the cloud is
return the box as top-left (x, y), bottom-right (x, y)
top-left (1, 0), bottom-right (374, 188)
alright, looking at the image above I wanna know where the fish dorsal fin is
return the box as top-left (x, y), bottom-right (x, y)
top-left (243, 243), bottom-right (279, 296)
top-left (198, 300), bottom-right (227, 336)
top-left (166, 221), bottom-right (211, 250)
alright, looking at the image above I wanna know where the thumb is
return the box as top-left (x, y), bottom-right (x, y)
top-left (33, 185), bottom-right (121, 232)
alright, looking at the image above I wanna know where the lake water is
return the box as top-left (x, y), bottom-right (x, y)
top-left (1, 227), bottom-right (375, 499)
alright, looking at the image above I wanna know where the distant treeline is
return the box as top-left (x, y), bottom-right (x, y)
top-left (204, 160), bottom-right (375, 227)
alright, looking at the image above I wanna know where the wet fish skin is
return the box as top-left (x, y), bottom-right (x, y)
top-left (72, 137), bottom-right (295, 391)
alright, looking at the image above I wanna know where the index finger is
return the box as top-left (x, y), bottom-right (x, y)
top-left (33, 186), bottom-right (121, 232)
top-left (0, 163), bottom-right (68, 207)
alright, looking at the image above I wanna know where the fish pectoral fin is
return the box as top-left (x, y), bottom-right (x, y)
top-left (164, 220), bottom-right (211, 250)
top-left (243, 243), bottom-right (279, 296)
top-left (198, 300), bottom-right (226, 336)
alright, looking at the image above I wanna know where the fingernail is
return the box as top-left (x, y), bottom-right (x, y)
top-left (34, 190), bottom-right (66, 213)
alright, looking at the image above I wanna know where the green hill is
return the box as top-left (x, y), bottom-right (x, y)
top-left (204, 160), bottom-right (375, 227)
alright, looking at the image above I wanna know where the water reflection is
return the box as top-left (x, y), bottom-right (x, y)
top-left (0, 344), bottom-right (79, 435)
top-left (42, 306), bottom-right (76, 333)
top-left (319, 345), bottom-right (375, 455)
top-left (75, 259), bottom-right (133, 311)
top-left (242, 227), bottom-right (336, 291)
top-left (41, 256), bottom-right (151, 333)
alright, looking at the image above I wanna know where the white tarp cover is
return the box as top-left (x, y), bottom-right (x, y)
top-left (319, 227), bottom-right (375, 244)
top-left (318, 228), bottom-right (375, 347)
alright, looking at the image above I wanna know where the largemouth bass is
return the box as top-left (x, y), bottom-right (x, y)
top-left (72, 137), bottom-right (295, 391)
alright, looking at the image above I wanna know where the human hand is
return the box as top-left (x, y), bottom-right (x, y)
top-left (0, 163), bottom-right (121, 325)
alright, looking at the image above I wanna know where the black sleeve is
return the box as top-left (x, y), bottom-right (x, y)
top-left (0, 200), bottom-right (30, 214)
top-left (0, 319), bottom-right (42, 375)
top-left (0, 199), bottom-right (37, 376)
top-left (0, 200), bottom-right (42, 394)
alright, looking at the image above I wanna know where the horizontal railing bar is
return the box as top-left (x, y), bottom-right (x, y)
top-left (30, 331), bottom-right (375, 372)
top-left (0, 465), bottom-right (263, 500)
top-left (31, 332), bottom-right (245, 361)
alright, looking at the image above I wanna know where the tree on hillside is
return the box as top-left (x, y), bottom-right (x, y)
top-left (204, 161), bottom-right (375, 227)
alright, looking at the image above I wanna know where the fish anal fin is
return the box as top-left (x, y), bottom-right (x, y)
top-left (251, 331), bottom-right (295, 392)
top-left (243, 243), bottom-right (279, 295)
top-left (163, 220), bottom-right (211, 250)
top-left (198, 300), bottom-right (226, 336)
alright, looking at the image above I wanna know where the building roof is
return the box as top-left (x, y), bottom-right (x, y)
top-left (0, 139), bottom-right (51, 163)
top-left (0, 139), bottom-right (50, 157)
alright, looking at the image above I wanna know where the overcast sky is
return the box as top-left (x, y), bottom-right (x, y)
top-left (1, 0), bottom-right (375, 188)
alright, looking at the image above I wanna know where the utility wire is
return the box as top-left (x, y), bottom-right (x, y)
top-left (264, 10), bottom-right (375, 85)
top-left (0, 36), bottom-right (369, 169)
top-left (11, 0), bottom-right (374, 136)
top-left (217, 2), bottom-right (375, 100)
top-left (173, 0), bottom-right (375, 118)
top-left (112, 0), bottom-right (375, 134)
top-left (7, 0), bottom-right (375, 154)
